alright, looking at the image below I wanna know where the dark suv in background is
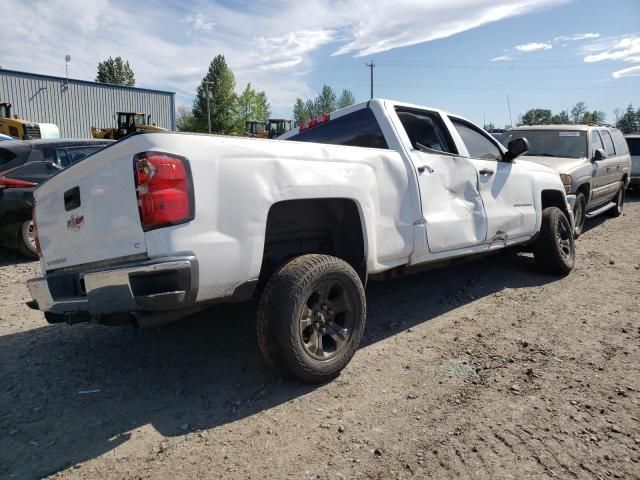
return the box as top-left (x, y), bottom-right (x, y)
top-left (0, 139), bottom-right (112, 258)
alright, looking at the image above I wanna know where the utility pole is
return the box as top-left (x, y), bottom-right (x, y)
top-left (203, 81), bottom-right (214, 134)
top-left (507, 95), bottom-right (513, 127)
top-left (365, 61), bottom-right (375, 99)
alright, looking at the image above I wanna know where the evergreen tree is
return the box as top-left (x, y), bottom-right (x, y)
top-left (337, 89), bottom-right (356, 109)
top-left (315, 85), bottom-right (337, 115)
top-left (192, 55), bottom-right (237, 134)
top-left (96, 56), bottom-right (135, 86)
top-left (617, 104), bottom-right (639, 133)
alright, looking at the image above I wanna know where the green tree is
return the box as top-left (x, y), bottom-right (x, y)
top-left (570, 102), bottom-right (588, 124)
top-left (337, 89), bottom-right (356, 109)
top-left (292, 98), bottom-right (308, 127)
top-left (550, 110), bottom-right (570, 124)
top-left (315, 85), bottom-right (337, 115)
top-left (233, 83), bottom-right (271, 133)
top-left (521, 109), bottom-right (552, 125)
top-left (192, 55), bottom-right (237, 134)
top-left (616, 104), bottom-right (639, 134)
top-left (176, 104), bottom-right (198, 132)
top-left (305, 98), bottom-right (318, 118)
top-left (95, 56), bottom-right (135, 86)
top-left (581, 110), bottom-right (606, 125)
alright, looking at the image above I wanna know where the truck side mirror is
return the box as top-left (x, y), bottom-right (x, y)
top-left (503, 137), bottom-right (529, 162)
top-left (593, 148), bottom-right (607, 161)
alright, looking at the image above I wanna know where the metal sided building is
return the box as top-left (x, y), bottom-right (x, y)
top-left (0, 69), bottom-right (175, 138)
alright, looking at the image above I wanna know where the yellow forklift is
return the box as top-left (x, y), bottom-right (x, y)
top-left (0, 102), bottom-right (42, 139)
top-left (92, 112), bottom-right (166, 140)
top-left (245, 118), bottom-right (292, 139)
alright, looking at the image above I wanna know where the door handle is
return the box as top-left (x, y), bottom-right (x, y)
top-left (418, 165), bottom-right (434, 174)
top-left (606, 166), bottom-right (611, 172)
top-left (479, 168), bottom-right (494, 175)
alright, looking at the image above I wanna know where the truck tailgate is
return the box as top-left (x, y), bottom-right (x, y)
top-left (35, 144), bottom-right (146, 270)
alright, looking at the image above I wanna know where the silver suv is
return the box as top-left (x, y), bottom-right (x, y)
top-left (503, 125), bottom-right (631, 236)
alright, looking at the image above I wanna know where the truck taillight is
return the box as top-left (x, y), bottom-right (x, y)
top-left (32, 209), bottom-right (40, 255)
top-left (133, 152), bottom-right (194, 231)
top-left (0, 177), bottom-right (37, 189)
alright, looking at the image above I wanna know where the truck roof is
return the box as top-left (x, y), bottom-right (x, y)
top-left (509, 125), bottom-right (593, 131)
top-left (279, 98), bottom-right (458, 140)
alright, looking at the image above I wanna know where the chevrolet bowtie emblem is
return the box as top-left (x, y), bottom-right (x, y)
top-left (67, 213), bottom-right (84, 231)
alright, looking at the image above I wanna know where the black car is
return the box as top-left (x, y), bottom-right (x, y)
top-left (0, 139), bottom-right (113, 258)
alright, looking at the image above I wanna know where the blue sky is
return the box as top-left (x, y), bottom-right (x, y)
top-left (1, 0), bottom-right (639, 127)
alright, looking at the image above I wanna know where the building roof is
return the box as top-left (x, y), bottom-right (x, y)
top-left (0, 68), bottom-right (175, 96)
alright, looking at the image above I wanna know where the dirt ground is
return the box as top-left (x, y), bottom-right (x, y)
top-left (1, 194), bottom-right (639, 480)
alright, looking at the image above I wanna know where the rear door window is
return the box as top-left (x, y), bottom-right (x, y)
top-left (396, 109), bottom-right (456, 154)
top-left (286, 108), bottom-right (388, 149)
top-left (450, 118), bottom-right (502, 160)
top-left (599, 130), bottom-right (616, 156)
top-left (610, 129), bottom-right (630, 155)
top-left (4, 162), bottom-right (59, 184)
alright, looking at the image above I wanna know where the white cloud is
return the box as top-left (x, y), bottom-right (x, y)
top-left (514, 42), bottom-right (552, 52)
top-left (612, 65), bottom-right (640, 79)
top-left (554, 33), bottom-right (600, 42)
top-left (583, 35), bottom-right (640, 63)
top-left (0, 0), bottom-right (571, 114)
top-left (580, 34), bottom-right (640, 79)
top-left (184, 13), bottom-right (215, 32)
top-left (491, 55), bottom-right (514, 62)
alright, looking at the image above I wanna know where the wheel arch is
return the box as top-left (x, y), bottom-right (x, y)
top-left (259, 197), bottom-right (369, 286)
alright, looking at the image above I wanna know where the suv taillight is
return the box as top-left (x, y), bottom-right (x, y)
top-left (133, 152), bottom-right (194, 231)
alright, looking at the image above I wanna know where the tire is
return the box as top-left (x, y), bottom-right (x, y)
top-left (257, 254), bottom-right (366, 383)
top-left (533, 207), bottom-right (575, 275)
top-left (573, 192), bottom-right (586, 238)
top-left (607, 182), bottom-right (625, 218)
top-left (17, 219), bottom-right (38, 259)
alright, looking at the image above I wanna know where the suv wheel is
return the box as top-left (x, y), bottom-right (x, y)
top-left (573, 192), bottom-right (586, 238)
top-left (257, 254), bottom-right (366, 383)
top-left (533, 207), bottom-right (575, 275)
top-left (607, 182), bottom-right (625, 218)
top-left (18, 219), bottom-right (38, 259)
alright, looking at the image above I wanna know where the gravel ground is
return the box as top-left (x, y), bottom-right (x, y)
top-left (1, 194), bottom-right (639, 480)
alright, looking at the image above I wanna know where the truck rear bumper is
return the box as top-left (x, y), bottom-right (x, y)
top-left (27, 256), bottom-right (198, 316)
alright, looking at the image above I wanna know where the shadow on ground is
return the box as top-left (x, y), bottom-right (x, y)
top-left (0, 250), bottom-right (558, 478)
top-left (0, 247), bottom-right (33, 267)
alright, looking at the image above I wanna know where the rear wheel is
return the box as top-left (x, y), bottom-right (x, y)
top-left (257, 254), bottom-right (366, 383)
top-left (607, 182), bottom-right (624, 218)
top-left (573, 192), bottom-right (586, 238)
top-left (533, 207), bottom-right (575, 275)
top-left (17, 219), bottom-right (38, 259)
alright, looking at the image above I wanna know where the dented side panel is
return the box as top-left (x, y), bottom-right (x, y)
top-left (413, 151), bottom-right (488, 253)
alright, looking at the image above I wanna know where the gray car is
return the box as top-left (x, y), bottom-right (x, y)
top-left (503, 125), bottom-right (631, 236)
top-left (626, 134), bottom-right (640, 189)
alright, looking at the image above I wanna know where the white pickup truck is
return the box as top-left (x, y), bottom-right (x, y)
top-left (27, 99), bottom-right (575, 383)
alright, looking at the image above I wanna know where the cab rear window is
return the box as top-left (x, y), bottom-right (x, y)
top-left (287, 108), bottom-right (388, 149)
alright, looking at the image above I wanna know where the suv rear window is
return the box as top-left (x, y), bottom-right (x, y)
top-left (287, 108), bottom-right (388, 149)
top-left (627, 137), bottom-right (640, 156)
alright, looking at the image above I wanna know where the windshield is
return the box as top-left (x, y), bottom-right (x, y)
top-left (502, 130), bottom-right (588, 159)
